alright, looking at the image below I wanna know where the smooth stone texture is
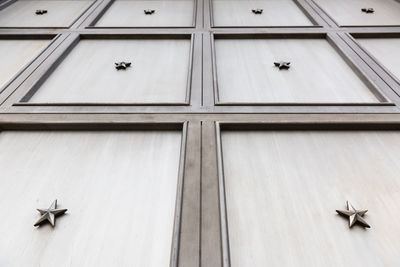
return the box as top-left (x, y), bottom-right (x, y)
top-left (95, 0), bottom-right (194, 27)
top-left (215, 38), bottom-right (379, 103)
top-left (0, 0), bottom-right (93, 27)
top-left (29, 39), bottom-right (191, 103)
top-left (313, 0), bottom-right (400, 26)
top-left (221, 130), bottom-right (400, 267)
top-left (0, 130), bottom-right (182, 266)
top-left (212, 0), bottom-right (313, 26)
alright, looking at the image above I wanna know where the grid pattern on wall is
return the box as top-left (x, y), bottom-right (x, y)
top-left (1, 0), bottom-right (400, 266)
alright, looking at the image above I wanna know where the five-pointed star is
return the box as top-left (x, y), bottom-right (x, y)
top-left (35, 9), bottom-right (48, 15)
top-left (144, 9), bottom-right (155, 15)
top-left (34, 199), bottom-right (67, 227)
top-left (361, 8), bottom-right (374, 13)
top-left (274, 61), bottom-right (291, 70)
top-left (115, 61), bottom-right (132, 70)
top-left (252, 8), bottom-right (263, 14)
top-left (336, 201), bottom-right (370, 228)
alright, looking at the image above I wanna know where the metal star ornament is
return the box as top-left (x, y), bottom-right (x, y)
top-left (34, 200), bottom-right (67, 227)
top-left (361, 8), bottom-right (374, 13)
top-left (252, 9), bottom-right (263, 14)
top-left (274, 61), bottom-right (291, 70)
top-left (336, 201), bottom-right (370, 228)
top-left (115, 61), bottom-right (131, 70)
top-left (35, 9), bottom-right (48, 15)
top-left (144, 9), bottom-right (155, 15)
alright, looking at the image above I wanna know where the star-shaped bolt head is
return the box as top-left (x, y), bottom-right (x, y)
top-left (115, 62), bottom-right (132, 70)
top-left (361, 8), bottom-right (374, 13)
top-left (144, 9), bottom-right (155, 15)
top-left (336, 201), bottom-right (370, 228)
top-left (35, 9), bottom-right (48, 15)
top-left (34, 200), bottom-right (67, 227)
top-left (252, 9), bottom-right (263, 14)
top-left (274, 61), bottom-right (291, 70)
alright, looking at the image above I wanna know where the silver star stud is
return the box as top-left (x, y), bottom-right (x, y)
top-left (144, 9), bottom-right (155, 15)
top-left (252, 9), bottom-right (263, 14)
top-left (361, 8), bottom-right (374, 13)
top-left (336, 201), bottom-right (370, 228)
top-left (34, 200), bottom-right (67, 227)
top-left (115, 61), bottom-right (132, 70)
top-left (274, 61), bottom-right (291, 70)
top-left (35, 9), bottom-right (48, 15)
